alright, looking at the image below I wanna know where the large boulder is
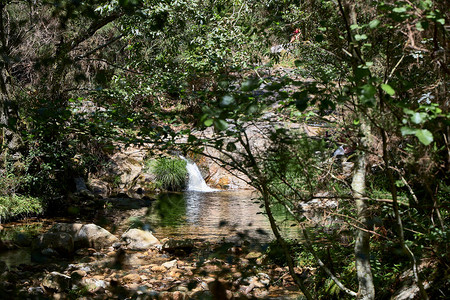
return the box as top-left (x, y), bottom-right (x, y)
top-left (31, 232), bottom-right (74, 260)
top-left (121, 229), bottom-right (160, 250)
top-left (49, 223), bottom-right (83, 236)
top-left (75, 224), bottom-right (119, 250)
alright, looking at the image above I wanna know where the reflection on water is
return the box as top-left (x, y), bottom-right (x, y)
top-left (0, 248), bottom-right (31, 268)
top-left (0, 190), bottom-right (301, 267)
top-left (146, 190), bottom-right (300, 242)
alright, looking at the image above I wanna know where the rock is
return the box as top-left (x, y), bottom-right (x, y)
top-left (151, 265), bottom-right (166, 272)
top-left (81, 278), bottom-right (107, 293)
top-left (75, 224), bottom-right (119, 250)
top-left (89, 179), bottom-right (109, 198)
top-left (13, 233), bottom-right (32, 247)
top-left (245, 252), bottom-right (262, 259)
top-left (172, 291), bottom-right (188, 300)
top-left (31, 232), bottom-right (74, 260)
top-left (162, 239), bottom-right (194, 253)
top-left (42, 272), bottom-right (71, 291)
top-left (162, 259), bottom-right (178, 269)
top-left (75, 248), bottom-right (97, 256)
top-left (71, 270), bottom-right (87, 282)
top-left (392, 268), bottom-right (431, 300)
top-left (49, 223), bottom-right (83, 237)
top-left (122, 273), bottom-right (141, 284)
top-left (74, 177), bottom-right (95, 199)
top-left (27, 286), bottom-right (45, 295)
top-left (0, 261), bottom-right (8, 274)
top-left (121, 229), bottom-right (160, 250)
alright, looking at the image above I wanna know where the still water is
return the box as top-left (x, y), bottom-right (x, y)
top-left (144, 190), bottom-right (299, 242)
top-left (0, 190), bottom-right (300, 267)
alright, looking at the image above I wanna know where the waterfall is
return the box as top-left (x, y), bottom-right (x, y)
top-left (180, 156), bottom-right (218, 192)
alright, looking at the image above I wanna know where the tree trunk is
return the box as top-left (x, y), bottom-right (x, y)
top-left (352, 118), bottom-right (375, 300)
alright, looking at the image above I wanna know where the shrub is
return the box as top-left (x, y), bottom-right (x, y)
top-left (152, 157), bottom-right (187, 191)
top-left (0, 195), bottom-right (44, 223)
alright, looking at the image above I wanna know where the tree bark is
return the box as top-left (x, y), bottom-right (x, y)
top-left (352, 118), bottom-right (375, 300)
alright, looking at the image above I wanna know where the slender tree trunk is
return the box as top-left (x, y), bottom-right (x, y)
top-left (352, 117), bottom-right (375, 300)
top-left (260, 186), bottom-right (314, 300)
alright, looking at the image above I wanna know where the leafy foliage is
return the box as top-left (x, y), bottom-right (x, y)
top-left (0, 195), bottom-right (44, 223)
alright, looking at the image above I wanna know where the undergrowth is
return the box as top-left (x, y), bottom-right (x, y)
top-left (0, 195), bottom-right (44, 223)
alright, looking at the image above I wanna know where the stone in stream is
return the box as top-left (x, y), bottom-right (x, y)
top-left (42, 271), bottom-right (71, 292)
top-left (121, 228), bottom-right (160, 250)
top-left (81, 277), bottom-right (107, 293)
top-left (31, 232), bottom-right (74, 261)
top-left (75, 224), bottom-right (119, 250)
top-left (162, 238), bottom-right (194, 254)
top-left (47, 222), bottom-right (118, 250)
top-left (162, 259), bottom-right (178, 269)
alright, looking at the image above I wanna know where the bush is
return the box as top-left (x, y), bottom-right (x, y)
top-left (152, 157), bottom-right (188, 191)
top-left (0, 195), bottom-right (44, 223)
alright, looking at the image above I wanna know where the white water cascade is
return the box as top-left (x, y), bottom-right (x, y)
top-left (180, 156), bottom-right (218, 192)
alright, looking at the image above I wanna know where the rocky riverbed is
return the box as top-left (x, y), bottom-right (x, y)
top-left (0, 222), bottom-right (304, 299)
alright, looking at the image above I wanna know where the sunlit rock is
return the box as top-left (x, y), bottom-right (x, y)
top-left (121, 228), bottom-right (160, 250)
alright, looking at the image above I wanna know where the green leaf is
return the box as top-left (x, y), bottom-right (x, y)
top-left (241, 79), bottom-right (260, 91)
top-left (204, 119), bottom-right (214, 127)
top-left (220, 95), bottom-right (235, 107)
top-left (411, 112), bottom-right (427, 124)
top-left (381, 84), bottom-right (395, 96)
top-left (416, 22), bottom-right (425, 31)
top-left (369, 19), bottom-right (380, 28)
top-left (415, 129), bottom-right (433, 145)
top-left (401, 126), bottom-right (416, 135)
top-left (393, 7), bottom-right (407, 13)
top-left (437, 18), bottom-right (445, 25)
top-left (214, 119), bottom-right (228, 131)
top-left (359, 84), bottom-right (376, 106)
top-left (354, 34), bottom-right (368, 41)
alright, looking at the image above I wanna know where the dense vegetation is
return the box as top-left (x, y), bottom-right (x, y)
top-left (0, 0), bottom-right (448, 299)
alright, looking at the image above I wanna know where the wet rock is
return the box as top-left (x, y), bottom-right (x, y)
top-left (13, 233), bottom-right (32, 247)
top-left (162, 259), bottom-right (177, 269)
top-left (121, 229), bottom-right (160, 250)
top-left (31, 232), bottom-right (74, 261)
top-left (75, 224), bottom-right (119, 250)
top-left (42, 272), bottom-right (71, 291)
top-left (162, 239), bottom-right (194, 254)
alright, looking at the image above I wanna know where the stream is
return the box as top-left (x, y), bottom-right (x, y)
top-left (0, 190), bottom-right (300, 268)
top-left (0, 159), bottom-right (300, 269)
